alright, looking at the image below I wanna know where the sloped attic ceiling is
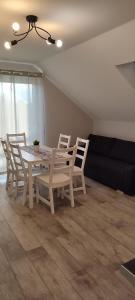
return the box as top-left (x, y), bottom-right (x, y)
top-left (1, 0), bottom-right (135, 62)
top-left (41, 19), bottom-right (135, 121)
top-left (1, 1), bottom-right (135, 122)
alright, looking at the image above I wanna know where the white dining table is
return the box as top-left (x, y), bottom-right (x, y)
top-left (21, 145), bottom-right (52, 209)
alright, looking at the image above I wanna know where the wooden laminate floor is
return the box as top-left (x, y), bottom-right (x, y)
top-left (0, 175), bottom-right (135, 300)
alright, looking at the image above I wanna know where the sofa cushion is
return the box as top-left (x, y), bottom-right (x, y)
top-left (110, 139), bottom-right (135, 164)
top-left (85, 153), bottom-right (123, 189)
top-left (88, 134), bottom-right (115, 157)
top-left (84, 153), bottom-right (135, 195)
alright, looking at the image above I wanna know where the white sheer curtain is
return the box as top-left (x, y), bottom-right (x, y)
top-left (0, 74), bottom-right (45, 173)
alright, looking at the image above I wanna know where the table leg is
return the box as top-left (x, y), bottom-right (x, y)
top-left (28, 163), bottom-right (33, 209)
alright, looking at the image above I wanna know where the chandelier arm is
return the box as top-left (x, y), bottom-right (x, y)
top-left (13, 23), bottom-right (33, 37)
top-left (35, 27), bottom-right (48, 40)
top-left (14, 31), bottom-right (30, 43)
top-left (35, 26), bottom-right (51, 37)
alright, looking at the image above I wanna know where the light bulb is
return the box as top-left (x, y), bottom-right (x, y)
top-left (56, 39), bottom-right (63, 48)
top-left (12, 22), bottom-right (20, 32)
top-left (46, 40), bottom-right (51, 45)
top-left (4, 41), bottom-right (11, 50)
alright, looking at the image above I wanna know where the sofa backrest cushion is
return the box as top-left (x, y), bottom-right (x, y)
top-left (110, 139), bottom-right (135, 164)
top-left (88, 134), bottom-right (115, 157)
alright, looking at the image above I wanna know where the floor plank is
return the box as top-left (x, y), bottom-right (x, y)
top-left (0, 175), bottom-right (135, 299)
top-left (0, 279), bottom-right (25, 300)
top-left (11, 256), bottom-right (54, 300)
top-left (28, 246), bottom-right (82, 300)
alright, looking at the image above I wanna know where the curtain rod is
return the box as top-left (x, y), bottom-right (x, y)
top-left (0, 68), bottom-right (44, 78)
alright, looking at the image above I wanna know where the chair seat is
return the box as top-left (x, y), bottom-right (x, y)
top-left (73, 165), bottom-right (82, 175)
top-left (37, 173), bottom-right (70, 188)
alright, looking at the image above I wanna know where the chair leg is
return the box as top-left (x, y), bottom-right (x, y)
top-left (6, 172), bottom-right (9, 190)
top-left (10, 174), bottom-right (14, 192)
top-left (36, 181), bottom-right (40, 204)
top-left (49, 188), bottom-right (54, 214)
top-left (7, 174), bottom-right (14, 195)
top-left (15, 179), bottom-right (18, 199)
top-left (69, 180), bottom-right (74, 208)
top-left (81, 174), bottom-right (86, 194)
top-left (22, 181), bottom-right (27, 206)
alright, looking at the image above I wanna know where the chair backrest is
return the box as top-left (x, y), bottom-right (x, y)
top-left (49, 146), bottom-right (76, 185)
top-left (1, 140), bottom-right (14, 172)
top-left (10, 143), bottom-right (26, 177)
top-left (58, 134), bottom-right (71, 149)
top-left (75, 138), bottom-right (89, 170)
top-left (7, 132), bottom-right (26, 146)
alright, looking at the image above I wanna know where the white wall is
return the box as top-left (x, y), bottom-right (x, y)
top-left (93, 120), bottom-right (135, 141)
top-left (42, 18), bottom-right (135, 121)
top-left (44, 78), bottom-right (92, 147)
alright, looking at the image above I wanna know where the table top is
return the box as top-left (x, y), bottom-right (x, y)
top-left (21, 145), bottom-right (72, 165)
top-left (21, 145), bottom-right (53, 163)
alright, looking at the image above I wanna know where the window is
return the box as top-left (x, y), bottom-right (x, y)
top-left (0, 74), bottom-right (45, 172)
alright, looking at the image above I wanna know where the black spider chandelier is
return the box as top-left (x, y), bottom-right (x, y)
top-left (4, 15), bottom-right (63, 50)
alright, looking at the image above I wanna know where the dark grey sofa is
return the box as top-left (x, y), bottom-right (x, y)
top-left (84, 134), bottom-right (135, 195)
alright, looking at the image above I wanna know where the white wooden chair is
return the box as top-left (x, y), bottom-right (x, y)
top-left (10, 143), bottom-right (28, 204)
top-left (7, 132), bottom-right (26, 146)
top-left (36, 146), bottom-right (76, 214)
top-left (1, 140), bottom-right (16, 192)
top-left (58, 134), bottom-right (71, 149)
top-left (10, 143), bottom-right (40, 205)
top-left (73, 138), bottom-right (89, 194)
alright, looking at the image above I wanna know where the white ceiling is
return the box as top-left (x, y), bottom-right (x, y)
top-left (1, 0), bottom-right (135, 62)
